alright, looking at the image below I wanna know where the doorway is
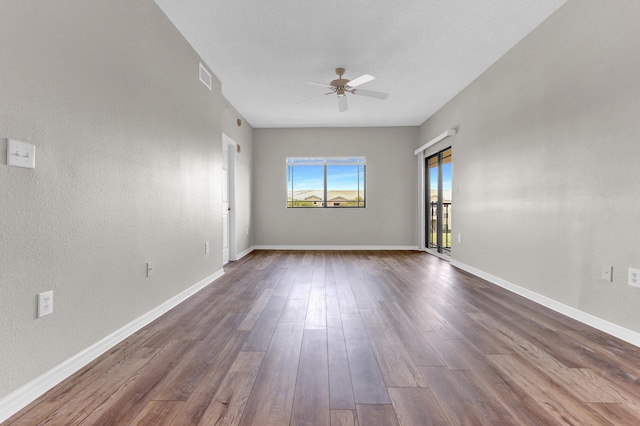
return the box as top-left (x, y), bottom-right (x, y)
top-left (426, 147), bottom-right (452, 256)
top-left (222, 135), bottom-right (236, 264)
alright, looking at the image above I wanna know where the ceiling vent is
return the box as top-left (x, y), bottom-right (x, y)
top-left (199, 62), bottom-right (212, 91)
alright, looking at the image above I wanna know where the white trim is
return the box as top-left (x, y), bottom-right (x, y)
top-left (253, 245), bottom-right (419, 251)
top-left (0, 269), bottom-right (224, 423)
top-left (417, 152), bottom-right (425, 250)
top-left (235, 246), bottom-right (255, 260)
top-left (450, 259), bottom-right (640, 348)
top-left (414, 129), bottom-right (456, 155)
top-left (222, 134), bottom-right (237, 262)
top-left (229, 245), bottom-right (419, 259)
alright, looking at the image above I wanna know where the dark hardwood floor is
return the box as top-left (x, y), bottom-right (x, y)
top-left (5, 250), bottom-right (640, 425)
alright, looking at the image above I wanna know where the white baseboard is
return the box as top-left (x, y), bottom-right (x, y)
top-left (450, 259), bottom-right (640, 348)
top-left (0, 269), bottom-right (225, 423)
top-left (253, 245), bottom-right (420, 251)
top-left (234, 246), bottom-right (255, 260)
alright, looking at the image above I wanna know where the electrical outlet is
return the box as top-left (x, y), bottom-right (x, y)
top-left (38, 291), bottom-right (53, 318)
top-left (458, 234), bottom-right (461, 244)
top-left (147, 262), bottom-right (153, 277)
top-left (629, 268), bottom-right (640, 288)
top-left (601, 266), bottom-right (613, 282)
top-left (205, 242), bottom-right (210, 254)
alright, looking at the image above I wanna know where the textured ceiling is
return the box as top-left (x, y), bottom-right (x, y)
top-left (154, 0), bottom-right (566, 128)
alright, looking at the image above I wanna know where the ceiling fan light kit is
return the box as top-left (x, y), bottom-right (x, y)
top-left (301, 67), bottom-right (389, 112)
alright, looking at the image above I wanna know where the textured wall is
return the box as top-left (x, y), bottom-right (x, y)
top-left (0, 0), bottom-right (223, 398)
top-left (253, 127), bottom-right (418, 247)
top-left (420, 0), bottom-right (640, 331)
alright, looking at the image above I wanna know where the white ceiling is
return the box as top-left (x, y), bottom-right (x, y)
top-left (154, 0), bottom-right (566, 128)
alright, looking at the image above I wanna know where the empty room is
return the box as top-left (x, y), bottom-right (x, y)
top-left (2, 0), bottom-right (640, 424)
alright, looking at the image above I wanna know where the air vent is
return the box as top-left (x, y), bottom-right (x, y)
top-left (199, 62), bottom-right (212, 91)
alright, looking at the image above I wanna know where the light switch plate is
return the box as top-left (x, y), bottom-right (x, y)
top-left (7, 139), bottom-right (36, 169)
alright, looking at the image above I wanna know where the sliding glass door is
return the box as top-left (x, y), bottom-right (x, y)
top-left (426, 148), bottom-right (452, 256)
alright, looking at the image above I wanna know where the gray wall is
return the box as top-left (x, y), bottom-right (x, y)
top-left (0, 0), bottom-right (224, 398)
top-left (253, 127), bottom-right (418, 247)
top-left (222, 98), bottom-right (254, 257)
top-left (420, 0), bottom-right (640, 332)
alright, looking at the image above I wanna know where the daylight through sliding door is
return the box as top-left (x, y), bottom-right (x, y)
top-left (426, 148), bottom-right (452, 255)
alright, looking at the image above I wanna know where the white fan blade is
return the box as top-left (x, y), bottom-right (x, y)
top-left (303, 81), bottom-right (332, 89)
top-left (296, 92), bottom-right (332, 105)
top-left (353, 89), bottom-right (389, 99)
top-left (348, 74), bottom-right (374, 88)
top-left (338, 96), bottom-right (348, 112)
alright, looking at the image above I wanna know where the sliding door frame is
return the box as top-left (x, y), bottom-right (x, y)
top-left (415, 129), bottom-right (456, 260)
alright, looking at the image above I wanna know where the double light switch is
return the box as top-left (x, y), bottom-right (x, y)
top-left (7, 139), bottom-right (36, 169)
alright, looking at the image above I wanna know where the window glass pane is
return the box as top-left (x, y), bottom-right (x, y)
top-left (441, 148), bottom-right (452, 250)
top-left (428, 158), bottom-right (439, 248)
top-left (426, 147), bottom-right (452, 255)
top-left (326, 164), bottom-right (365, 207)
top-left (287, 157), bottom-right (365, 208)
top-left (288, 165), bottom-right (325, 207)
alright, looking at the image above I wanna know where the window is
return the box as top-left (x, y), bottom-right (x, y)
top-left (287, 157), bottom-right (366, 208)
top-left (426, 147), bottom-right (452, 255)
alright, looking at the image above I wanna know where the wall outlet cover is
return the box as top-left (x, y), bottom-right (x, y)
top-left (38, 291), bottom-right (53, 318)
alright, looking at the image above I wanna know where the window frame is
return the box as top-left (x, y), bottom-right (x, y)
top-left (286, 156), bottom-right (366, 208)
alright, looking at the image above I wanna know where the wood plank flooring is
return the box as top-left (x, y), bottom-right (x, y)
top-left (5, 250), bottom-right (640, 425)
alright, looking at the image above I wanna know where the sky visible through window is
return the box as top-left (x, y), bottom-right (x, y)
top-left (288, 165), bottom-right (323, 190)
top-left (288, 165), bottom-right (363, 190)
top-left (429, 162), bottom-right (452, 193)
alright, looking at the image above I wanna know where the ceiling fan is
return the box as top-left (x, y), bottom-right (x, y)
top-left (300, 67), bottom-right (389, 112)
